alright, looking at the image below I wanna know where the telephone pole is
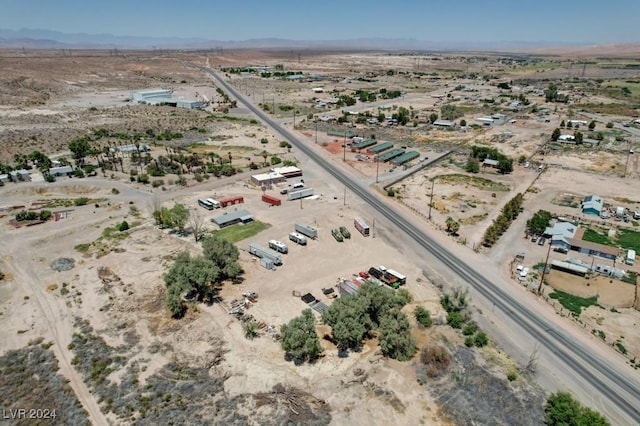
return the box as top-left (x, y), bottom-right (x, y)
top-left (537, 241), bottom-right (553, 294)
top-left (428, 180), bottom-right (434, 220)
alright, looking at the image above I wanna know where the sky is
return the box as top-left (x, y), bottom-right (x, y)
top-left (1, 0), bottom-right (639, 45)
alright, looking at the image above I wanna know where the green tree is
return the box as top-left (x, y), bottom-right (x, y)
top-left (527, 210), bottom-right (553, 235)
top-left (201, 234), bottom-right (242, 279)
top-left (544, 391), bottom-right (610, 426)
top-left (545, 83), bottom-right (558, 102)
top-left (429, 113), bottom-right (438, 124)
top-left (280, 309), bottom-right (323, 362)
top-left (460, 119), bottom-right (467, 127)
top-left (497, 157), bottom-right (514, 174)
top-left (68, 137), bottom-right (91, 165)
top-left (573, 131), bottom-right (583, 144)
top-left (168, 203), bottom-right (189, 232)
top-left (445, 217), bottom-right (458, 234)
top-left (551, 128), bottom-right (561, 141)
top-left (606, 122), bottom-right (614, 129)
top-left (560, 120), bottom-right (565, 128)
top-left (465, 158), bottom-right (480, 173)
top-left (588, 120), bottom-right (596, 130)
top-left (118, 221), bottom-right (130, 231)
top-left (378, 308), bottom-right (416, 361)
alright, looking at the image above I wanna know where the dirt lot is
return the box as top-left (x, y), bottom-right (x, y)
top-left (2, 48), bottom-right (640, 423)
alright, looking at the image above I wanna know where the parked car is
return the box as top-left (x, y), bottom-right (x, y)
top-left (538, 237), bottom-right (546, 246)
top-left (531, 235), bottom-right (538, 243)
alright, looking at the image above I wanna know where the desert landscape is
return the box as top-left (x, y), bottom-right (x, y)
top-left (1, 46), bottom-right (640, 425)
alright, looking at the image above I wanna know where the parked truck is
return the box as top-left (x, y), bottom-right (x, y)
top-left (248, 243), bottom-right (282, 265)
top-left (287, 188), bottom-right (314, 201)
top-left (295, 223), bottom-right (317, 239)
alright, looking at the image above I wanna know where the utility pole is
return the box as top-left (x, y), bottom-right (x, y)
top-left (293, 105), bottom-right (296, 128)
top-left (375, 158), bottom-right (380, 183)
top-left (343, 130), bottom-right (347, 162)
top-left (537, 241), bottom-right (553, 294)
top-left (315, 119), bottom-right (318, 144)
top-left (428, 180), bottom-right (434, 220)
top-left (372, 218), bottom-right (376, 238)
top-left (343, 186), bottom-right (347, 206)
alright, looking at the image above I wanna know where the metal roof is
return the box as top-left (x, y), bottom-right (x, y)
top-left (377, 148), bottom-right (405, 161)
top-left (368, 141), bottom-right (394, 153)
top-left (213, 209), bottom-right (252, 226)
top-left (392, 151), bottom-right (420, 165)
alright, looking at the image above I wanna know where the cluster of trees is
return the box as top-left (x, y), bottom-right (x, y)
top-left (544, 84), bottom-right (569, 103)
top-left (440, 288), bottom-right (488, 348)
top-left (163, 235), bottom-right (242, 318)
top-left (153, 203), bottom-right (190, 232)
top-left (379, 88), bottom-right (402, 99)
top-left (482, 193), bottom-right (524, 247)
top-left (527, 210), bottom-right (553, 236)
top-left (440, 104), bottom-right (465, 120)
top-left (468, 146), bottom-right (513, 174)
top-left (544, 392), bottom-right (609, 426)
top-left (15, 209), bottom-right (52, 222)
top-left (280, 309), bottom-right (323, 363)
top-left (321, 282), bottom-right (415, 360)
top-left (391, 107), bottom-right (412, 126)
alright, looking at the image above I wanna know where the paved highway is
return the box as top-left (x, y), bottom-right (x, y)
top-left (201, 66), bottom-right (640, 423)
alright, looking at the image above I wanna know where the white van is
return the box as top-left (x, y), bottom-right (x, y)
top-left (292, 182), bottom-right (305, 189)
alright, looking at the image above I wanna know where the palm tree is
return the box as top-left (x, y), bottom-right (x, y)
top-left (261, 150), bottom-right (268, 166)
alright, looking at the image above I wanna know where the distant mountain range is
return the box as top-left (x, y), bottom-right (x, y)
top-left (0, 28), bottom-right (592, 51)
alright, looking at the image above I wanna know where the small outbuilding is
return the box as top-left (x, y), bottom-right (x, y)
top-left (581, 195), bottom-right (603, 216)
top-left (212, 209), bottom-right (253, 228)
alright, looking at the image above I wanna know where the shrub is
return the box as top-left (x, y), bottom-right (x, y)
top-left (474, 332), bottom-right (489, 347)
top-left (414, 306), bottom-right (432, 328)
top-left (137, 174), bottom-right (150, 184)
top-left (420, 344), bottom-right (452, 378)
top-left (118, 221), bottom-right (130, 232)
top-left (447, 312), bottom-right (464, 329)
top-left (39, 210), bottom-right (52, 221)
top-left (462, 322), bottom-right (478, 336)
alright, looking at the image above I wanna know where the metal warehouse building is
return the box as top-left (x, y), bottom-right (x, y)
top-left (366, 141), bottom-right (394, 154)
top-left (352, 139), bottom-right (377, 150)
top-left (212, 209), bottom-right (253, 228)
top-left (131, 89), bottom-right (206, 109)
top-left (376, 148), bottom-right (405, 162)
top-left (391, 151), bottom-right (420, 165)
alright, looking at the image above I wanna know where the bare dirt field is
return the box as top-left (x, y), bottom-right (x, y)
top-left (2, 47), bottom-right (640, 424)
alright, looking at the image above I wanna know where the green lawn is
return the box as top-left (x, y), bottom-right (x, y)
top-left (211, 220), bottom-right (271, 243)
top-left (617, 228), bottom-right (640, 252)
top-left (581, 228), bottom-right (612, 246)
top-left (549, 290), bottom-right (598, 316)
